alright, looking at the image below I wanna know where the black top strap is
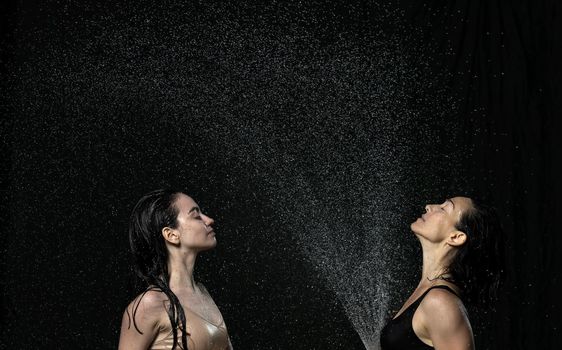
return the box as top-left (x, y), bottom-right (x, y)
top-left (420, 284), bottom-right (460, 300)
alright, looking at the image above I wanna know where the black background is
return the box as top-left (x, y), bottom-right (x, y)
top-left (2, 0), bottom-right (561, 349)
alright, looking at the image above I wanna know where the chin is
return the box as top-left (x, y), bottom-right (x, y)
top-left (410, 221), bottom-right (419, 232)
top-left (198, 241), bottom-right (217, 252)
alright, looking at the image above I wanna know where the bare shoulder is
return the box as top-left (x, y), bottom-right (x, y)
top-left (123, 289), bottom-right (169, 332)
top-left (118, 289), bottom-right (170, 350)
top-left (418, 287), bottom-right (470, 331)
top-left (131, 289), bottom-right (169, 310)
top-left (422, 288), bottom-right (464, 308)
top-left (415, 288), bottom-right (474, 349)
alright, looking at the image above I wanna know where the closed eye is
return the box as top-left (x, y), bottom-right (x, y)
top-left (440, 201), bottom-right (452, 211)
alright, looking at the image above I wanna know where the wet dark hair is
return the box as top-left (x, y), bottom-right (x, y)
top-left (447, 198), bottom-right (505, 306)
top-left (127, 188), bottom-right (188, 350)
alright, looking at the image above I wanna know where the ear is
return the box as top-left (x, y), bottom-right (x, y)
top-left (162, 227), bottom-right (180, 245)
top-left (446, 230), bottom-right (467, 247)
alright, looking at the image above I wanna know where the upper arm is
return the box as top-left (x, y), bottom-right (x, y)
top-left (418, 289), bottom-right (474, 350)
top-left (118, 291), bottom-right (167, 350)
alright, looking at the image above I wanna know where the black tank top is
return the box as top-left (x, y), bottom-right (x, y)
top-left (380, 285), bottom-right (459, 350)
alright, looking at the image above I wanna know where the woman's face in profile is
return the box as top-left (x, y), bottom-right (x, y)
top-left (410, 196), bottom-right (473, 243)
top-left (171, 193), bottom-right (217, 251)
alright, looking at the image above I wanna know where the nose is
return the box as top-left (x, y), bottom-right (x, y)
top-left (425, 205), bottom-right (430, 213)
top-left (204, 215), bottom-right (215, 227)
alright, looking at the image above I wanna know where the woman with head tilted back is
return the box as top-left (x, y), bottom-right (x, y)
top-left (118, 189), bottom-right (233, 350)
top-left (380, 197), bottom-right (504, 350)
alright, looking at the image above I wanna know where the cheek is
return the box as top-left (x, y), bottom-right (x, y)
top-left (182, 225), bottom-right (205, 241)
top-left (416, 217), bottom-right (443, 236)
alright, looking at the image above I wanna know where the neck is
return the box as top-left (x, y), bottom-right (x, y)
top-left (167, 249), bottom-right (198, 292)
top-left (419, 239), bottom-right (453, 283)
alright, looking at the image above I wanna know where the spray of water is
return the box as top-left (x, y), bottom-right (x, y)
top-left (200, 21), bottom-right (459, 345)
top-left (9, 2), bottom-right (461, 348)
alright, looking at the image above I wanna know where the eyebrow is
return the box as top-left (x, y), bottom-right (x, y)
top-left (188, 206), bottom-right (201, 214)
top-left (447, 198), bottom-right (455, 209)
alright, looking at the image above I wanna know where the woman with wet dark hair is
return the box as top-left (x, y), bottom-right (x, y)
top-left (118, 189), bottom-right (233, 350)
top-left (380, 197), bottom-right (504, 350)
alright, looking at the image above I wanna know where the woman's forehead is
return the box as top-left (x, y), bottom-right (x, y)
top-left (450, 196), bottom-right (473, 212)
top-left (175, 193), bottom-right (198, 210)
